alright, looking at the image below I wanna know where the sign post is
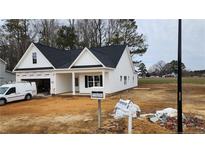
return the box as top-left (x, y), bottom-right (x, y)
top-left (91, 91), bottom-right (105, 129)
top-left (128, 111), bottom-right (132, 134)
top-left (98, 99), bottom-right (102, 128)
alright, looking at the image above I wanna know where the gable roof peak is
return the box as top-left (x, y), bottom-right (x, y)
top-left (32, 42), bottom-right (127, 69)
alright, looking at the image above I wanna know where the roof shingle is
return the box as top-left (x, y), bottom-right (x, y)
top-left (34, 43), bottom-right (126, 69)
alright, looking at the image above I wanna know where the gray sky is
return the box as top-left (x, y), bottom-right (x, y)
top-left (137, 19), bottom-right (205, 70)
top-left (1, 19), bottom-right (205, 70)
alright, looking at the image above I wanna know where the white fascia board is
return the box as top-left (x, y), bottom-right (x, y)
top-left (68, 47), bottom-right (106, 69)
top-left (13, 69), bottom-right (54, 73)
top-left (12, 43), bottom-right (34, 72)
top-left (55, 66), bottom-right (114, 72)
top-left (34, 45), bottom-right (56, 69)
top-left (125, 45), bottom-right (135, 73)
top-left (13, 43), bottom-right (55, 72)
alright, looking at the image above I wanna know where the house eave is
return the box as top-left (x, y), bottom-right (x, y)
top-left (14, 67), bottom-right (54, 72)
top-left (71, 64), bottom-right (103, 68)
top-left (13, 66), bottom-right (114, 73)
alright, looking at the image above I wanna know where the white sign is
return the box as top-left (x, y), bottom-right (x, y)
top-left (113, 99), bottom-right (141, 119)
top-left (91, 91), bottom-right (105, 99)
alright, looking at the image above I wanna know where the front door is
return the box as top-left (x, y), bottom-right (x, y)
top-left (75, 77), bottom-right (79, 92)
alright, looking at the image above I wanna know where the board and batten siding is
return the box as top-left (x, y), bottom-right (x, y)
top-left (73, 49), bottom-right (101, 66)
top-left (55, 73), bottom-right (72, 94)
top-left (16, 45), bottom-right (53, 69)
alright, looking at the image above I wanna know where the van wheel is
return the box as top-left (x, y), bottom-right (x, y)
top-left (25, 94), bottom-right (32, 100)
top-left (0, 98), bottom-right (7, 105)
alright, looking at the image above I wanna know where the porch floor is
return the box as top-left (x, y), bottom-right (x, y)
top-left (58, 92), bottom-right (90, 96)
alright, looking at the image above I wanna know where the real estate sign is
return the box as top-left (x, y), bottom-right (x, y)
top-left (91, 91), bottom-right (105, 99)
top-left (91, 91), bottom-right (105, 128)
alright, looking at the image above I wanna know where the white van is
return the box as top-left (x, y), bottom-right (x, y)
top-left (0, 82), bottom-right (37, 105)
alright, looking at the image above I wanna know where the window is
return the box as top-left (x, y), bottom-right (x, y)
top-left (0, 87), bottom-right (9, 94)
top-left (6, 87), bottom-right (16, 95)
top-left (120, 76), bottom-right (122, 81)
top-left (124, 76), bottom-right (127, 85)
top-left (32, 52), bottom-right (37, 64)
top-left (94, 76), bottom-right (101, 86)
top-left (88, 76), bottom-right (93, 87)
top-left (75, 78), bottom-right (79, 87)
top-left (85, 75), bottom-right (103, 88)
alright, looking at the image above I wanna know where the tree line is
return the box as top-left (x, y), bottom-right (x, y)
top-left (138, 60), bottom-right (186, 77)
top-left (0, 19), bottom-right (148, 70)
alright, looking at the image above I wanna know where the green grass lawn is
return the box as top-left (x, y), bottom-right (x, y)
top-left (139, 77), bottom-right (205, 84)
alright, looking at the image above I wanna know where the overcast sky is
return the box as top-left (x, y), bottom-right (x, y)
top-left (0, 19), bottom-right (205, 70)
top-left (136, 19), bottom-right (205, 70)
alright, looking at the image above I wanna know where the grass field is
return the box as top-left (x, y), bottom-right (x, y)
top-left (139, 77), bottom-right (205, 84)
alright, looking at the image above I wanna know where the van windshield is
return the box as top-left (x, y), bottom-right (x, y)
top-left (0, 87), bottom-right (9, 94)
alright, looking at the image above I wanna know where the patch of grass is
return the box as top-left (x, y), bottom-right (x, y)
top-left (183, 77), bottom-right (205, 84)
top-left (139, 77), bottom-right (177, 84)
top-left (139, 77), bottom-right (205, 85)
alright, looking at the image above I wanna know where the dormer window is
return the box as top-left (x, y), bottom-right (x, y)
top-left (32, 52), bottom-right (37, 64)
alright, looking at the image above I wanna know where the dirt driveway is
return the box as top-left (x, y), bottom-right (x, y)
top-left (0, 83), bottom-right (205, 134)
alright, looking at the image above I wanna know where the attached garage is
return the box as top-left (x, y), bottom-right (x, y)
top-left (22, 79), bottom-right (50, 94)
top-left (16, 71), bottom-right (54, 95)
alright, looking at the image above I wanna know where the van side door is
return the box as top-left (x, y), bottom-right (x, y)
top-left (6, 87), bottom-right (18, 102)
top-left (5, 87), bottom-right (17, 102)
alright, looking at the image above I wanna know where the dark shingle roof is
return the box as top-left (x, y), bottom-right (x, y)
top-left (90, 45), bottom-right (126, 68)
top-left (34, 43), bottom-right (82, 68)
top-left (34, 43), bottom-right (126, 69)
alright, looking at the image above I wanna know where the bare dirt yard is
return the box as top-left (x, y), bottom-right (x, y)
top-left (0, 77), bottom-right (205, 134)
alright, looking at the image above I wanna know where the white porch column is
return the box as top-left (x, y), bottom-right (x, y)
top-left (102, 70), bottom-right (105, 89)
top-left (51, 73), bottom-right (56, 95)
top-left (72, 72), bottom-right (75, 95)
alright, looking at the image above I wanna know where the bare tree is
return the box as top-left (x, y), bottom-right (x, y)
top-left (149, 60), bottom-right (166, 77)
top-left (68, 19), bottom-right (75, 28)
top-left (38, 19), bottom-right (59, 47)
top-left (0, 19), bottom-right (148, 70)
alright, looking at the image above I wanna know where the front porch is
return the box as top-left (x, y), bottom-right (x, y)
top-left (54, 69), bottom-right (107, 95)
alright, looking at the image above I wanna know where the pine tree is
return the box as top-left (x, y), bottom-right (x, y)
top-left (106, 19), bottom-right (147, 68)
top-left (56, 26), bottom-right (78, 49)
top-left (138, 63), bottom-right (148, 77)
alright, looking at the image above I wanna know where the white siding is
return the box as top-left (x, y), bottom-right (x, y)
top-left (73, 49), bottom-right (101, 66)
top-left (17, 45), bottom-right (53, 69)
top-left (16, 72), bottom-right (54, 94)
top-left (105, 48), bottom-right (138, 94)
top-left (55, 73), bottom-right (72, 94)
top-left (13, 45), bottom-right (138, 95)
top-left (78, 72), bottom-right (104, 94)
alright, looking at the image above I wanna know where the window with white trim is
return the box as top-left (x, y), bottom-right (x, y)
top-left (85, 75), bottom-right (103, 88)
top-left (124, 76), bottom-right (127, 85)
top-left (32, 52), bottom-right (37, 64)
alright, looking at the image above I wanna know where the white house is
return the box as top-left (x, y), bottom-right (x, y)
top-left (13, 43), bottom-right (138, 95)
top-left (0, 58), bottom-right (15, 85)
